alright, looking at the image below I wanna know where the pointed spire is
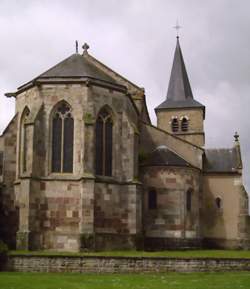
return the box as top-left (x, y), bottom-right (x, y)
top-left (166, 37), bottom-right (193, 101)
top-left (155, 37), bottom-right (205, 113)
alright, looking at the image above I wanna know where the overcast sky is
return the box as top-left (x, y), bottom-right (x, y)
top-left (0, 0), bottom-right (249, 191)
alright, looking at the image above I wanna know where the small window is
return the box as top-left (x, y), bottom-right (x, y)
top-left (215, 197), bottom-right (222, 209)
top-left (0, 152), bottom-right (3, 175)
top-left (171, 118), bottom-right (179, 132)
top-left (148, 189), bottom-right (157, 209)
top-left (186, 189), bottom-right (192, 212)
top-left (181, 117), bottom-right (188, 132)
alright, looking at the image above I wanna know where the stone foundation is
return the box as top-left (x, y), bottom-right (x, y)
top-left (4, 255), bottom-right (250, 273)
top-left (203, 238), bottom-right (250, 250)
top-left (144, 237), bottom-right (201, 250)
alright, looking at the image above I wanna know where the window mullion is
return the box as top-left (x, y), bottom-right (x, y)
top-left (102, 120), bottom-right (106, 175)
top-left (61, 117), bottom-right (64, 172)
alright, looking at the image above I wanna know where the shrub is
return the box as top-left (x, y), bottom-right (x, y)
top-left (0, 240), bottom-right (8, 270)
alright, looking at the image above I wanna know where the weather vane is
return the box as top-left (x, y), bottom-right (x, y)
top-left (173, 20), bottom-right (182, 37)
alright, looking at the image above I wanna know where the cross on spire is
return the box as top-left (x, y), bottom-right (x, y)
top-left (173, 20), bottom-right (182, 38)
top-left (82, 43), bottom-right (90, 54)
top-left (234, 131), bottom-right (239, 142)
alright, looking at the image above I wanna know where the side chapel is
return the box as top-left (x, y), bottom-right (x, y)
top-left (0, 38), bottom-right (249, 251)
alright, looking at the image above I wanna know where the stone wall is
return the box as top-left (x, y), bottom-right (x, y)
top-left (156, 108), bottom-right (204, 147)
top-left (5, 255), bottom-right (250, 273)
top-left (140, 166), bottom-right (201, 249)
top-left (0, 115), bottom-right (18, 248)
top-left (202, 174), bottom-right (249, 249)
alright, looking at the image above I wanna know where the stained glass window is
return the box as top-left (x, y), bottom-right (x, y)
top-left (95, 108), bottom-right (113, 176)
top-left (51, 102), bottom-right (74, 173)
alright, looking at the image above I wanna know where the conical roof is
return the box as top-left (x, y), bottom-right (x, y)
top-left (140, 145), bottom-right (191, 167)
top-left (155, 37), bottom-right (205, 112)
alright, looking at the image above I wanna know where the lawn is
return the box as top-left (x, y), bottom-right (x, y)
top-left (1, 272), bottom-right (250, 289)
top-left (10, 249), bottom-right (250, 259)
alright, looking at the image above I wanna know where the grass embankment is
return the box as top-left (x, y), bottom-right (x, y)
top-left (9, 249), bottom-right (250, 259)
top-left (1, 272), bottom-right (250, 289)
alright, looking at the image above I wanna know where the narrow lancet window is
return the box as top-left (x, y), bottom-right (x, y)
top-left (0, 152), bottom-right (3, 176)
top-left (51, 102), bottom-right (74, 173)
top-left (21, 107), bottom-right (30, 173)
top-left (215, 197), bottom-right (222, 209)
top-left (186, 189), bottom-right (192, 212)
top-left (148, 189), bottom-right (157, 209)
top-left (95, 108), bottom-right (113, 176)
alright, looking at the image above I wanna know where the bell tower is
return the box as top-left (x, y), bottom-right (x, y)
top-left (155, 37), bottom-right (205, 147)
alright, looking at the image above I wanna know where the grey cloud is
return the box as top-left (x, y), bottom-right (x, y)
top-left (0, 0), bottom-right (249, 190)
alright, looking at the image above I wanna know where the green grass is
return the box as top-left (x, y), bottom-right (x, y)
top-left (1, 272), bottom-right (250, 289)
top-left (10, 249), bottom-right (250, 259)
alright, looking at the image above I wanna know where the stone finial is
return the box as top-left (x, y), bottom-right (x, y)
top-left (75, 40), bottom-right (79, 54)
top-left (82, 43), bottom-right (90, 54)
top-left (234, 131), bottom-right (239, 142)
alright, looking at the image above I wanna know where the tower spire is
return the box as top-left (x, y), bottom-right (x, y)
top-left (155, 37), bottom-right (205, 112)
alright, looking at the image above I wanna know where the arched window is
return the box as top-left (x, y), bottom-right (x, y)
top-left (51, 102), bottom-right (74, 173)
top-left (21, 107), bottom-right (30, 173)
top-left (95, 107), bottom-right (113, 176)
top-left (215, 197), bottom-right (222, 209)
top-left (148, 189), bottom-right (157, 209)
top-left (186, 189), bottom-right (192, 212)
top-left (171, 118), bottom-right (179, 132)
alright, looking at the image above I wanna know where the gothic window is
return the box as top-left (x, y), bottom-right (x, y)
top-left (181, 117), bottom-right (189, 132)
top-left (186, 189), bottom-right (192, 212)
top-left (95, 108), bottom-right (113, 176)
top-left (51, 102), bottom-right (74, 173)
top-left (0, 152), bottom-right (3, 175)
top-left (148, 189), bottom-right (157, 209)
top-left (171, 118), bottom-right (179, 132)
top-left (215, 197), bottom-right (222, 209)
top-left (21, 107), bottom-right (30, 173)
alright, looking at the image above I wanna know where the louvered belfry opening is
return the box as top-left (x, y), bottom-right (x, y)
top-left (181, 117), bottom-right (188, 132)
top-left (171, 118), bottom-right (179, 132)
top-left (52, 101), bottom-right (74, 173)
top-left (95, 107), bottom-right (113, 176)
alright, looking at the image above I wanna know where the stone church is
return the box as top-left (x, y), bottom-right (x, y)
top-left (0, 38), bottom-right (249, 251)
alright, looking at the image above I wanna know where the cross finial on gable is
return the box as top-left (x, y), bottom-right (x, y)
top-left (82, 43), bottom-right (90, 54)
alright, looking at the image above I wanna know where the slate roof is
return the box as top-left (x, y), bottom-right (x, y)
top-left (18, 53), bottom-right (120, 90)
top-left (155, 37), bottom-right (205, 112)
top-left (141, 145), bottom-right (191, 167)
top-left (203, 148), bottom-right (239, 173)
